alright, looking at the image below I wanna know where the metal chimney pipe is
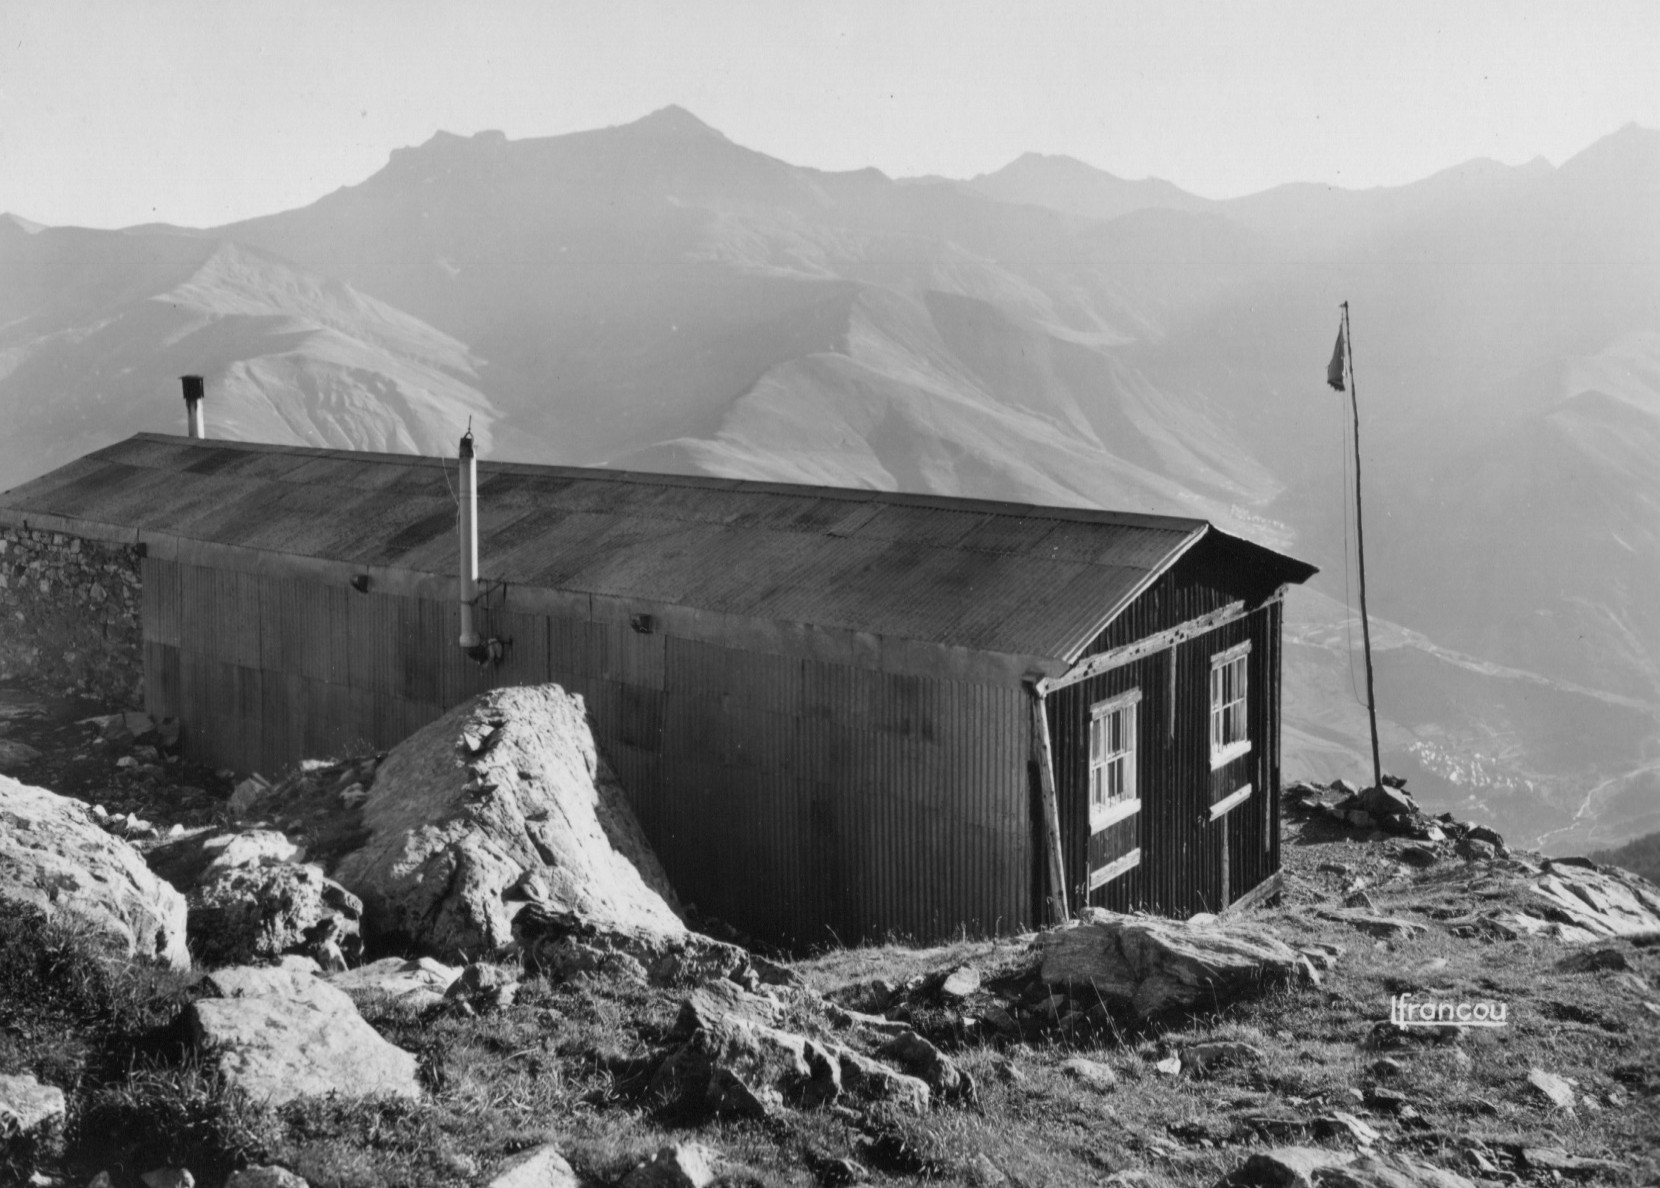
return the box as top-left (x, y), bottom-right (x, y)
top-left (181, 375), bottom-right (205, 438)
top-left (457, 429), bottom-right (480, 649)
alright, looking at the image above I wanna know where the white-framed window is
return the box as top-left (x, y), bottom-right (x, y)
top-left (1209, 641), bottom-right (1251, 769)
top-left (1088, 689), bottom-right (1140, 831)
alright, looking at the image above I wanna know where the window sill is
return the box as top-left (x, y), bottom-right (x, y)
top-left (1210, 740), bottom-right (1252, 771)
top-left (1090, 797), bottom-right (1141, 833)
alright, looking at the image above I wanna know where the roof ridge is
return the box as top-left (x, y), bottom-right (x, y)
top-left (125, 433), bottom-right (1207, 532)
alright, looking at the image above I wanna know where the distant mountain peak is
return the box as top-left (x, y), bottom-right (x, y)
top-left (0, 212), bottom-right (45, 234)
top-left (627, 105), bottom-right (728, 140)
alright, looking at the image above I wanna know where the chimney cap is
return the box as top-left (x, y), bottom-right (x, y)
top-left (181, 375), bottom-right (204, 402)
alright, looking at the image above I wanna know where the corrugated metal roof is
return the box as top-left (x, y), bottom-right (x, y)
top-left (0, 434), bottom-right (1316, 663)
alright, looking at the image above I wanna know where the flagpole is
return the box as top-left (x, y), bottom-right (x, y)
top-left (1341, 301), bottom-right (1385, 793)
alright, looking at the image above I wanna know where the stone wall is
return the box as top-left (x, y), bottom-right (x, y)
top-left (0, 528), bottom-right (143, 705)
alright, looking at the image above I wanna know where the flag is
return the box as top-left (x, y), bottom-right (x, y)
top-left (1326, 324), bottom-right (1347, 391)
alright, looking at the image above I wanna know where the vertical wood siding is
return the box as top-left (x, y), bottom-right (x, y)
top-left (1051, 565), bottom-right (1284, 917)
top-left (141, 559), bottom-right (1032, 948)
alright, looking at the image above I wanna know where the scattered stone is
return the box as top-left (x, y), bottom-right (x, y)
top-left (486, 1144), bottom-right (578, 1188)
top-left (651, 1001), bottom-right (929, 1119)
top-left (1367, 1057), bottom-right (1406, 1079)
top-left (1060, 1056), bottom-right (1117, 1089)
top-left (444, 962), bottom-right (519, 1011)
top-left (939, 965), bottom-right (982, 999)
top-left (228, 775), bottom-right (273, 817)
top-left (0, 1072), bottom-right (66, 1162)
top-left (141, 1171), bottom-right (194, 1188)
top-left (876, 1029), bottom-right (971, 1098)
top-left (0, 738), bottom-right (43, 770)
top-left (0, 776), bottom-right (189, 968)
top-left (1521, 1149), bottom-right (1626, 1177)
top-left (1039, 908), bottom-right (1302, 1016)
top-left (333, 686), bottom-right (684, 960)
top-left (1557, 947), bottom-right (1629, 973)
top-left (188, 965), bottom-right (421, 1105)
top-left (1182, 1041), bottom-right (1265, 1075)
top-left (188, 861), bottom-right (362, 967)
top-left (224, 1168), bottom-right (310, 1188)
top-left (807, 1154), bottom-right (868, 1185)
top-left (1223, 1146), bottom-right (1355, 1187)
top-left (1362, 1086), bottom-right (1407, 1112)
top-left (1316, 910), bottom-right (1427, 939)
top-left (1465, 825), bottom-right (1505, 850)
top-left (326, 956), bottom-right (461, 1010)
top-left (1153, 1055), bottom-right (1182, 1076)
top-left (1395, 844), bottom-right (1440, 869)
top-left (1315, 1112), bottom-right (1380, 1145)
top-left (1316, 863), bottom-right (1351, 876)
top-left (1354, 785), bottom-right (1416, 819)
top-left (1526, 1068), bottom-right (1576, 1110)
top-left (618, 1143), bottom-right (716, 1188)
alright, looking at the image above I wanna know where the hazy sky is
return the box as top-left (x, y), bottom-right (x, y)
top-left (3, 0), bottom-right (1657, 229)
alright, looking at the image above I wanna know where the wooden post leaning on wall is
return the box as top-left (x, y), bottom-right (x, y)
top-left (1028, 683), bottom-right (1070, 926)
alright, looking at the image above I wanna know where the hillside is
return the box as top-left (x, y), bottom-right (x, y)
top-left (3, 110), bottom-right (1658, 849)
top-left (1, 681), bottom-right (1656, 1187)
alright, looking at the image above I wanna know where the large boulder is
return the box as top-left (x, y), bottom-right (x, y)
top-left (1040, 908), bottom-right (1302, 1017)
top-left (333, 686), bottom-right (683, 961)
top-left (0, 776), bottom-right (189, 969)
top-left (188, 965), bottom-right (421, 1106)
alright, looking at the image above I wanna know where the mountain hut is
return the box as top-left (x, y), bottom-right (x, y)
top-left (0, 431), bottom-right (1315, 945)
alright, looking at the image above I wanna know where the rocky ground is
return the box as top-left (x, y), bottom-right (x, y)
top-left (0, 682), bottom-right (1657, 1188)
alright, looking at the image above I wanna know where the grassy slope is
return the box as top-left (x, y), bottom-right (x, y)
top-left (8, 813), bottom-right (1657, 1187)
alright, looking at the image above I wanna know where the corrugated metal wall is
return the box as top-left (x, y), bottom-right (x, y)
top-left (141, 557), bottom-right (1032, 948)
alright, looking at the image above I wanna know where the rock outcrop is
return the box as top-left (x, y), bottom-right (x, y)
top-left (1039, 908), bottom-right (1303, 1017)
top-left (187, 965), bottom-right (421, 1105)
top-left (0, 775), bottom-right (189, 968)
top-left (332, 685), bottom-right (682, 961)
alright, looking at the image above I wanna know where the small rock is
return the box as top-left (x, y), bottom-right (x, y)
top-left (1316, 862), bottom-right (1352, 876)
top-left (486, 1144), bottom-right (578, 1188)
top-left (141, 1171), bottom-right (195, 1188)
top-left (939, 965), bottom-right (982, 999)
top-left (1316, 1112), bottom-right (1380, 1145)
top-left (1358, 785), bottom-right (1416, 818)
top-left (1153, 1055), bottom-right (1182, 1076)
top-left (224, 1168), bottom-right (309, 1188)
top-left (618, 1143), bottom-right (716, 1188)
top-left (328, 956), bottom-right (462, 1010)
top-left (87, 1174), bottom-right (116, 1188)
top-left (1060, 1056), bottom-right (1117, 1089)
top-left (1527, 1068), bottom-right (1576, 1110)
top-left (1368, 1057), bottom-right (1406, 1079)
top-left (227, 775), bottom-right (273, 816)
top-left (1395, 844), bottom-right (1440, 869)
top-left (1182, 1041), bottom-right (1265, 1075)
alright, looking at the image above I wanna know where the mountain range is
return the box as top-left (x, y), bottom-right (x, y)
top-left (3, 107), bottom-right (1658, 852)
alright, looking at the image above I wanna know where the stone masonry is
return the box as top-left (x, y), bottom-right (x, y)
top-left (0, 527), bottom-right (143, 704)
